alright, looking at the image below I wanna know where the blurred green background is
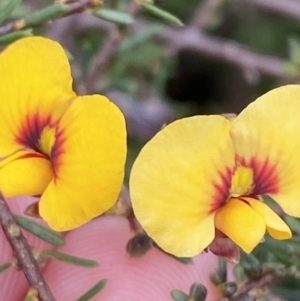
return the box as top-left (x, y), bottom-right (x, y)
top-left (2, 0), bottom-right (299, 145)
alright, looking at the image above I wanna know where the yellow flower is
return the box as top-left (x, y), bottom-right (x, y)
top-left (129, 85), bottom-right (300, 257)
top-left (0, 37), bottom-right (127, 231)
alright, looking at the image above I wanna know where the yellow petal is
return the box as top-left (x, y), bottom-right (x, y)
top-left (130, 116), bottom-right (236, 257)
top-left (0, 36), bottom-right (76, 156)
top-left (0, 151), bottom-right (53, 196)
top-left (39, 95), bottom-right (127, 231)
top-left (215, 198), bottom-right (266, 253)
top-left (243, 197), bottom-right (291, 240)
top-left (231, 85), bottom-right (300, 217)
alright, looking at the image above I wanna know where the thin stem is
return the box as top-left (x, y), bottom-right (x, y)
top-left (0, 193), bottom-right (56, 301)
top-left (214, 270), bottom-right (277, 301)
top-left (64, 0), bottom-right (99, 16)
top-left (77, 28), bottom-right (121, 94)
top-left (0, 0), bottom-right (101, 36)
top-left (77, 1), bottom-right (141, 94)
top-left (231, 270), bottom-right (276, 301)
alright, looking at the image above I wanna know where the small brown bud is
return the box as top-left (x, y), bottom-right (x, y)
top-left (126, 233), bottom-right (153, 257)
top-left (222, 282), bottom-right (238, 297)
top-left (24, 201), bottom-right (40, 218)
top-left (25, 288), bottom-right (39, 301)
top-left (189, 282), bottom-right (207, 301)
top-left (11, 257), bottom-right (21, 270)
top-left (8, 222), bottom-right (21, 237)
top-left (31, 248), bottom-right (47, 268)
top-left (210, 267), bottom-right (227, 285)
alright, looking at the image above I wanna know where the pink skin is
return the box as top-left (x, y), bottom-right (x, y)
top-left (0, 197), bottom-right (221, 301)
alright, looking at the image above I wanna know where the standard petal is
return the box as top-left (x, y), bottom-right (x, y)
top-left (39, 95), bottom-right (127, 231)
top-left (231, 85), bottom-right (300, 217)
top-left (215, 198), bottom-right (266, 253)
top-left (0, 151), bottom-right (53, 197)
top-left (130, 116), bottom-right (236, 257)
top-left (243, 197), bottom-right (291, 240)
top-left (0, 36), bottom-right (76, 156)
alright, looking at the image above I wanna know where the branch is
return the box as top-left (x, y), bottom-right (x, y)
top-left (231, 271), bottom-right (276, 300)
top-left (0, 0), bottom-right (101, 36)
top-left (214, 271), bottom-right (277, 301)
top-left (243, 0), bottom-right (300, 21)
top-left (46, 13), bottom-right (291, 80)
top-left (0, 193), bottom-right (56, 301)
top-left (159, 27), bottom-right (289, 79)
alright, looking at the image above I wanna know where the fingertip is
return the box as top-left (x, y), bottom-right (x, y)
top-left (44, 216), bottom-right (220, 300)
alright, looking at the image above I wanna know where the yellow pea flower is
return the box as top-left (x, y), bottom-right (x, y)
top-left (129, 85), bottom-right (300, 257)
top-left (0, 37), bottom-right (127, 231)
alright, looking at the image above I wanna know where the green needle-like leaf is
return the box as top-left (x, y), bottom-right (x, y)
top-left (119, 24), bottom-right (163, 53)
top-left (23, 4), bottom-right (68, 27)
top-left (141, 3), bottom-right (183, 27)
top-left (75, 279), bottom-right (107, 301)
top-left (0, 0), bottom-right (22, 24)
top-left (233, 265), bottom-right (246, 282)
top-left (0, 262), bottom-right (11, 274)
top-left (14, 215), bottom-right (65, 246)
top-left (42, 250), bottom-right (99, 267)
top-left (171, 289), bottom-right (189, 301)
top-left (0, 29), bottom-right (33, 45)
top-left (93, 9), bottom-right (135, 25)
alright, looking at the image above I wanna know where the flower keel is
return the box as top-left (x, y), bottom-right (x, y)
top-left (215, 198), bottom-right (266, 253)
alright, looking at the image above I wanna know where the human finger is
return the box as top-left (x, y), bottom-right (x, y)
top-left (43, 215), bottom-right (220, 301)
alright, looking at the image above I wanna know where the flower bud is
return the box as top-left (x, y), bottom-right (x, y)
top-left (189, 282), bottom-right (207, 301)
top-left (222, 282), bottom-right (238, 297)
top-left (126, 233), bottom-right (153, 257)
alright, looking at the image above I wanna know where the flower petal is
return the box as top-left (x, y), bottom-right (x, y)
top-left (231, 85), bottom-right (300, 217)
top-left (0, 36), bottom-right (76, 156)
top-left (130, 116), bottom-right (236, 257)
top-left (39, 95), bottom-right (127, 231)
top-left (0, 151), bottom-right (53, 196)
top-left (215, 198), bottom-right (266, 253)
top-left (243, 197), bottom-right (291, 240)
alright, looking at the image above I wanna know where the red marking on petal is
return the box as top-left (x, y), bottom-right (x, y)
top-left (50, 127), bottom-right (66, 180)
top-left (20, 152), bottom-right (47, 160)
top-left (210, 166), bottom-right (233, 213)
top-left (16, 113), bottom-right (51, 152)
top-left (237, 156), bottom-right (279, 196)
